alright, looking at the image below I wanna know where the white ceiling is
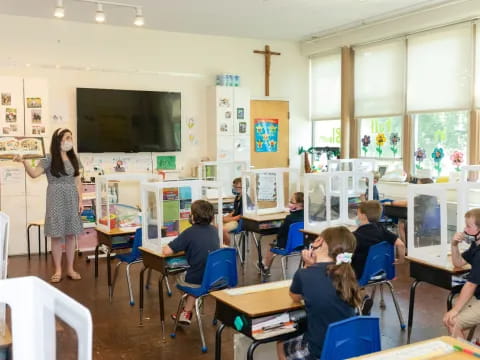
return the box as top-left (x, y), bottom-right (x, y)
top-left (0, 0), bottom-right (459, 40)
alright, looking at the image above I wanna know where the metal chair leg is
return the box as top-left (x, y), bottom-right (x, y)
top-left (195, 296), bottom-right (207, 353)
top-left (125, 260), bottom-right (142, 306)
top-left (385, 281), bottom-right (406, 329)
top-left (146, 268), bottom-right (152, 289)
top-left (281, 257), bottom-right (287, 280)
top-left (379, 284), bottom-right (386, 309)
top-left (165, 275), bottom-right (172, 296)
top-left (171, 293), bottom-right (187, 337)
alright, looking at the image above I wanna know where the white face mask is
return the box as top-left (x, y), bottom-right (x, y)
top-left (61, 141), bottom-right (73, 152)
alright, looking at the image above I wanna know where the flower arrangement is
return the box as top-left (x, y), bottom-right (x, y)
top-left (431, 147), bottom-right (444, 177)
top-left (389, 132), bottom-right (400, 158)
top-left (414, 147), bottom-right (427, 169)
top-left (375, 133), bottom-right (386, 157)
top-left (450, 150), bottom-right (464, 172)
top-left (361, 135), bottom-right (370, 156)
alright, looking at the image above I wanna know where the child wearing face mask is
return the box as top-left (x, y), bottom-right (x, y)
top-left (262, 192), bottom-right (304, 276)
top-left (222, 177), bottom-right (243, 246)
top-left (162, 200), bottom-right (219, 325)
top-left (443, 208), bottom-right (480, 338)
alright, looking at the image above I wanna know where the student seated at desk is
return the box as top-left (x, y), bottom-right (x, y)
top-left (162, 200), bottom-right (220, 325)
top-left (360, 171), bottom-right (380, 201)
top-left (262, 192), bottom-right (304, 276)
top-left (222, 177), bottom-right (243, 246)
top-left (352, 200), bottom-right (406, 279)
top-left (278, 226), bottom-right (361, 360)
top-left (443, 208), bottom-right (480, 339)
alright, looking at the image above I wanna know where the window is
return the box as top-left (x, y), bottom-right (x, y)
top-left (412, 111), bottom-right (469, 177)
top-left (358, 116), bottom-right (402, 159)
top-left (310, 53), bottom-right (341, 120)
top-left (312, 119), bottom-right (341, 169)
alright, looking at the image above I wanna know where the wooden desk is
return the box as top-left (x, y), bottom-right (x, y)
top-left (300, 224), bottom-right (357, 244)
top-left (406, 255), bottom-right (470, 344)
top-left (95, 227), bottom-right (137, 301)
top-left (211, 281), bottom-right (304, 360)
top-left (241, 212), bottom-right (289, 272)
top-left (138, 246), bottom-right (185, 340)
top-left (351, 336), bottom-right (480, 359)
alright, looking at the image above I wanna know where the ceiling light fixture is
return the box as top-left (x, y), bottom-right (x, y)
top-left (95, 3), bottom-right (106, 23)
top-left (134, 7), bottom-right (144, 27)
top-left (54, 0), bottom-right (65, 18)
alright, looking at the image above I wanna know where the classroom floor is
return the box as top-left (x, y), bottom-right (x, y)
top-left (7, 235), bottom-right (456, 359)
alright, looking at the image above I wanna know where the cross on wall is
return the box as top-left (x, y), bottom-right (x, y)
top-left (254, 45), bottom-right (281, 97)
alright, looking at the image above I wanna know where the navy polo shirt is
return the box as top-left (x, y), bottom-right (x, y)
top-left (290, 262), bottom-right (355, 359)
top-left (462, 241), bottom-right (480, 299)
top-left (168, 224), bottom-right (219, 284)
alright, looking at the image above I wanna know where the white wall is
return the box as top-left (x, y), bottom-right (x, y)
top-left (0, 14), bottom-right (310, 255)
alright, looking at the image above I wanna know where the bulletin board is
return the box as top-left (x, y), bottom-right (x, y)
top-left (162, 186), bottom-right (192, 236)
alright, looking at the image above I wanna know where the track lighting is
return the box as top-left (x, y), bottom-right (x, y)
top-left (54, 0), bottom-right (65, 18)
top-left (134, 7), bottom-right (144, 27)
top-left (95, 3), bottom-right (105, 23)
top-left (54, 0), bottom-right (145, 27)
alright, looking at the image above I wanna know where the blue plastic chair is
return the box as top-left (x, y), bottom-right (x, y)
top-left (170, 248), bottom-right (238, 353)
top-left (358, 241), bottom-right (405, 329)
top-left (231, 219), bottom-right (247, 265)
top-left (271, 222), bottom-right (304, 280)
top-left (320, 316), bottom-right (381, 360)
top-left (111, 228), bottom-right (142, 305)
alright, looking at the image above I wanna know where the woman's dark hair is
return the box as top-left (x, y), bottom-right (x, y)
top-left (320, 226), bottom-right (362, 308)
top-left (50, 128), bottom-right (80, 178)
top-left (191, 200), bottom-right (215, 225)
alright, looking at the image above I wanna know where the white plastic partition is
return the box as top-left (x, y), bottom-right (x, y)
top-left (0, 212), bottom-right (8, 337)
top-left (241, 168), bottom-right (300, 216)
top-left (304, 171), bottom-right (373, 233)
top-left (197, 160), bottom-right (249, 197)
top-left (96, 173), bottom-right (160, 232)
top-left (141, 180), bottom-right (223, 252)
top-left (0, 276), bottom-right (92, 360)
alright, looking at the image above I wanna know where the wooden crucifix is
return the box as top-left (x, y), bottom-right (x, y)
top-left (254, 45), bottom-right (281, 96)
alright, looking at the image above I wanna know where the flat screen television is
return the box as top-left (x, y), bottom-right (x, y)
top-left (76, 88), bottom-right (181, 152)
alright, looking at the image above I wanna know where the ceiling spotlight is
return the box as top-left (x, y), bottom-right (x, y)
top-left (134, 7), bottom-right (144, 27)
top-left (95, 3), bottom-right (105, 23)
top-left (54, 0), bottom-right (65, 18)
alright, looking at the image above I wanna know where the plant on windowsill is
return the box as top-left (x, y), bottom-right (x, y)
top-left (361, 135), bottom-right (371, 157)
top-left (414, 147), bottom-right (427, 169)
top-left (389, 132), bottom-right (400, 158)
top-left (375, 133), bottom-right (386, 157)
top-left (450, 150), bottom-right (464, 172)
top-left (298, 146), bottom-right (314, 173)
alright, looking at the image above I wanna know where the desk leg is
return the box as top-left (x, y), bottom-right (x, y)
top-left (215, 323), bottom-right (225, 360)
top-left (44, 236), bottom-right (48, 260)
top-left (407, 280), bottom-right (420, 344)
top-left (241, 232), bottom-right (246, 265)
top-left (37, 225), bottom-right (41, 257)
top-left (159, 275), bottom-right (166, 342)
top-left (139, 266), bottom-right (146, 326)
top-left (447, 290), bottom-right (456, 311)
top-left (94, 244), bottom-right (100, 277)
top-left (247, 341), bottom-right (261, 360)
top-left (107, 247), bottom-right (112, 302)
top-left (27, 225), bottom-right (32, 260)
top-left (254, 233), bottom-right (264, 271)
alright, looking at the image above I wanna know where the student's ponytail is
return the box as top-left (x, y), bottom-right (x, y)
top-left (321, 226), bottom-right (362, 309)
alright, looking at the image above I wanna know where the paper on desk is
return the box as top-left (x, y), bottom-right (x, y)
top-left (358, 340), bottom-right (453, 360)
top-left (252, 312), bottom-right (290, 332)
top-left (225, 280), bottom-right (291, 296)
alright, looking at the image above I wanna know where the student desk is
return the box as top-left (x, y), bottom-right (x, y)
top-left (351, 336), bottom-right (480, 359)
top-left (241, 212), bottom-right (289, 271)
top-left (95, 227), bottom-right (137, 301)
top-left (138, 246), bottom-right (185, 340)
top-left (209, 197), bottom-right (235, 214)
top-left (300, 225), bottom-right (357, 244)
top-left (211, 280), bottom-right (304, 360)
top-left (406, 255), bottom-right (470, 343)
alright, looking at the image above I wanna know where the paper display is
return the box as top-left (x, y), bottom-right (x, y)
top-left (0, 167), bottom-right (23, 184)
top-left (257, 173), bottom-right (277, 201)
top-left (0, 136), bottom-right (45, 159)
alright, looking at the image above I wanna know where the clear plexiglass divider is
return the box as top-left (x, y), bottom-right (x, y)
top-left (95, 173), bottom-right (161, 232)
top-left (241, 168), bottom-right (301, 216)
top-left (140, 179), bottom-right (223, 252)
top-left (304, 170), bottom-right (373, 233)
top-left (197, 160), bottom-right (249, 198)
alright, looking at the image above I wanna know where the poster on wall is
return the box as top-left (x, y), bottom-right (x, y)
top-left (256, 172), bottom-right (277, 201)
top-left (24, 78), bottom-right (48, 138)
top-left (0, 136), bottom-right (45, 159)
top-left (254, 118), bottom-right (278, 153)
top-left (0, 77), bottom-right (25, 136)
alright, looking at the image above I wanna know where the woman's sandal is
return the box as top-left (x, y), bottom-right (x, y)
top-left (50, 273), bottom-right (62, 283)
top-left (66, 272), bottom-right (82, 280)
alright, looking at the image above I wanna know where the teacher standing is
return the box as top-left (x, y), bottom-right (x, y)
top-left (15, 128), bottom-right (83, 283)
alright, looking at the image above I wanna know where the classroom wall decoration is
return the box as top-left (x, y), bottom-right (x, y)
top-left (156, 155), bottom-right (176, 170)
top-left (0, 77), bottom-right (24, 136)
top-left (256, 172), bottom-right (277, 201)
top-left (162, 186), bottom-right (192, 236)
top-left (254, 118), bottom-right (278, 152)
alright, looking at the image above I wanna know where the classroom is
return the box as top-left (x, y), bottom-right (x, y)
top-left (1, 0), bottom-right (480, 359)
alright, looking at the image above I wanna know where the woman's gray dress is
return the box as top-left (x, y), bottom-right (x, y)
top-left (39, 154), bottom-right (83, 237)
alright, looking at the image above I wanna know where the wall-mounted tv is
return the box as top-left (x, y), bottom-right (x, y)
top-left (76, 88), bottom-right (181, 153)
